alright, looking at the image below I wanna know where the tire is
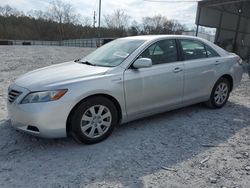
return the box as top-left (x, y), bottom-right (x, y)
top-left (70, 96), bottom-right (118, 144)
top-left (205, 77), bottom-right (231, 109)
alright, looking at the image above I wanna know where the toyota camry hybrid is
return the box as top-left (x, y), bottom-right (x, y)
top-left (7, 35), bottom-right (243, 144)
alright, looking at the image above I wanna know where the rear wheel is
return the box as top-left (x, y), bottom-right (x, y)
top-left (205, 77), bottom-right (230, 109)
top-left (70, 96), bottom-right (118, 144)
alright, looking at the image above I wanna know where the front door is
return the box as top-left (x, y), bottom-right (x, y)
top-left (124, 39), bottom-right (184, 119)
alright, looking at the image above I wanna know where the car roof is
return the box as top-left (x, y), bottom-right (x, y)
top-left (120, 35), bottom-right (201, 41)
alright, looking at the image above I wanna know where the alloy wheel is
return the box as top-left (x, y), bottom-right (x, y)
top-left (214, 82), bottom-right (228, 105)
top-left (80, 105), bottom-right (112, 138)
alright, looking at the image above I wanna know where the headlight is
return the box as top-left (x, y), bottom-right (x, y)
top-left (21, 89), bottom-right (68, 104)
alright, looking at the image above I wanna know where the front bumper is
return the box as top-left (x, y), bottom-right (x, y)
top-left (7, 84), bottom-right (70, 138)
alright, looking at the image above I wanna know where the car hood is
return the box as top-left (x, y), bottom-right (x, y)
top-left (15, 61), bottom-right (111, 90)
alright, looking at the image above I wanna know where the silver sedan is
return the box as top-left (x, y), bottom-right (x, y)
top-left (7, 35), bottom-right (243, 144)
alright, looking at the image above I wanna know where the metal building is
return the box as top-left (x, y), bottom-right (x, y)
top-left (196, 0), bottom-right (250, 61)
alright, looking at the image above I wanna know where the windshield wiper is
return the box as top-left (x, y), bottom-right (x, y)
top-left (75, 59), bottom-right (96, 66)
top-left (81, 61), bottom-right (96, 66)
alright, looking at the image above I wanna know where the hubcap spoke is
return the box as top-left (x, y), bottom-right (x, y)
top-left (81, 123), bottom-right (92, 132)
top-left (214, 95), bottom-right (219, 101)
top-left (88, 126), bottom-right (96, 137)
top-left (89, 106), bottom-right (96, 116)
top-left (82, 115), bottom-right (92, 122)
top-left (97, 125), bottom-right (104, 135)
top-left (102, 121), bottom-right (111, 127)
top-left (101, 111), bottom-right (111, 120)
top-left (219, 97), bottom-right (223, 103)
top-left (97, 105), bottom-right (105, 115)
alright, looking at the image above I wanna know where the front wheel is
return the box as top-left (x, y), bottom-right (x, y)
top-left (205, 77), bottom-right (231, 109)
top-left (70, 97), bottom-right (118, 144)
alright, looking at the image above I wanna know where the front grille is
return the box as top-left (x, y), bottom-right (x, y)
top-left (8, 89), bottom-right (22, 103)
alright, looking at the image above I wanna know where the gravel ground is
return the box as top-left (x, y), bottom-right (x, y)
top-left (0, 46), bottom-right (249, 188)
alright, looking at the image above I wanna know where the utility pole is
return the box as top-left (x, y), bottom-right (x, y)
top-left (98, 0), bottom-right (101, 47)
top-left (93, 11), bottom-right (96, 28)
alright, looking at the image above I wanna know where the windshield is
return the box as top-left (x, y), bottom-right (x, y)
top-left (80, 39), bottom-right (146, 67)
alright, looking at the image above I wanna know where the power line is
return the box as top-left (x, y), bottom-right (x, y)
top-left (144, 0), bottom-right (201, 2)
top-left (144, 0), bottom-right (249, 7)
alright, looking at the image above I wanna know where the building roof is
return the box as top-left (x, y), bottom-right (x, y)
top-left (198, 0), bottom-right (250, 18)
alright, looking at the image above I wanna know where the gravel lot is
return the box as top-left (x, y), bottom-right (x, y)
top-left (0, 46), bottom-right (249, 188)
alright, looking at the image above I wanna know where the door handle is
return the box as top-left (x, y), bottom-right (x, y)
top-left (214, 60), bottom-right (221, 65)
top-left (173, 67), bottom-right (183, 73)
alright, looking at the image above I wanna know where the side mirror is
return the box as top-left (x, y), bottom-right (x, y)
top-left (133, 58), bottom-right (152, 69)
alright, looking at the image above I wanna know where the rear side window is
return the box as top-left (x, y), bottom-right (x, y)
top-left (205, 45), bottom-right (220, 58)
top-left (180, 39), bottom-right (207, 60)
top-left (140, 39), bottom-right (178, 65)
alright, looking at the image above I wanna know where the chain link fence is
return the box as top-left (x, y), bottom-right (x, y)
top-left (0, 38), bottom-right (115, 48)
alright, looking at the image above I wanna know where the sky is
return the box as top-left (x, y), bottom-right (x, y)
top-left (1, 0), bottom-right (198, 28)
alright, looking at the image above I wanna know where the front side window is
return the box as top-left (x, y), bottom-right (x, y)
top-left (180, 39), bottom-right (207, 60)
top-left (140, 39), bottom-right (178, 65)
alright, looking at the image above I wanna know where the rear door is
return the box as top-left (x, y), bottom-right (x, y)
top-left (124, 39), bottom-right (184, 119)
top-left (178, 39), bottom-right (221, 103)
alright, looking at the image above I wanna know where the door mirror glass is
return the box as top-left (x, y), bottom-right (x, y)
top-left (133, 58), bottom-right (152, 69)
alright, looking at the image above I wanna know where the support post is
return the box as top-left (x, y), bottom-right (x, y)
top-left (196, 5), bottom-right (201, 36)
top-left (233, 3), bottom-right (242, 53)
top-left (215, 10), bottom-right (223, 44)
